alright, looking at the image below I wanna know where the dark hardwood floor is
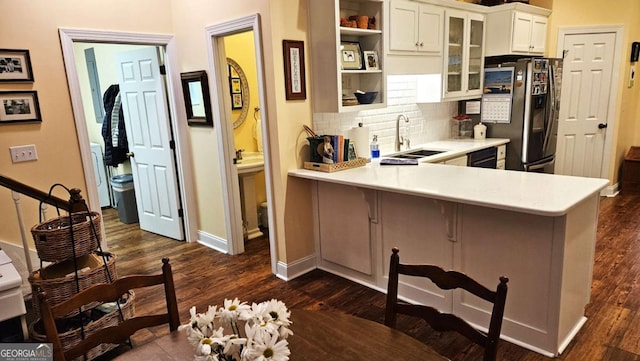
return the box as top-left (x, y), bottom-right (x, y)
top-left (79, 192), bottom-right (640, 360)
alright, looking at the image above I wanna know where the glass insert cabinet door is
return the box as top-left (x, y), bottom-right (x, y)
top-left (447, 14), bottom-right (464, 93)
top-left (467, 16), bottom-right (484, 92)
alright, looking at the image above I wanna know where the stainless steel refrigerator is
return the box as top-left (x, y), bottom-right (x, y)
top-left (481, 57), bottom-right (563, 173)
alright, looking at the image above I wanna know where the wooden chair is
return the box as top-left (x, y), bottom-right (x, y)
top-left (38, 258), bottom-right (180, 361)
top-left (385, 248), bottom-right (508, 361)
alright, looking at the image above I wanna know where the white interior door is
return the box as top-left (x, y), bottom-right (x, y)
top-left (116, 47), bottom-right (184, 240)
top-left (555, 32), bottom-right (616, 178)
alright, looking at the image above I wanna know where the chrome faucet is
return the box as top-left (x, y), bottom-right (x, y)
top-left (235, 149), bottom-right (244, 160)
top-left (395, 114), bottom-right (410, 151)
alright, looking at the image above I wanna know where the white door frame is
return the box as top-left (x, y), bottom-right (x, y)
top-left (205, 14), bottom-right (277, 270)
top-left (556, 25), bottom-right (623, 190)
top-left (59, 28), bottom-right (197, 244)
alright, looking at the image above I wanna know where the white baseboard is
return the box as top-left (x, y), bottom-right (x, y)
top-left (197, 230), bottom-right (230, 254)
top-left (600, 182), bottom-right (619, 197)
top-left (275, 254), bottom-right (317, 281)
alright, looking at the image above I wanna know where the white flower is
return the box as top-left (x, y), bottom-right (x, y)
top-left (219, 298), bottom-right (252, 323)
top-left (196, 338), bottom-right (213, 356)
top-left (181, 299), bottom-right (291, 361)
top-left (246, 332), bottom-right (291, 361)
top-left (263, 299), bottom-right (292, 327)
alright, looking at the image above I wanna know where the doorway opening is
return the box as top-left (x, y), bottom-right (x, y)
top-left (59, 28), bottom-right (198, 248)
top-left (205, 14), bottom-right (278, 271)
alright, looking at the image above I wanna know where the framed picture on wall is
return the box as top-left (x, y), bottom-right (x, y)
top-left (232, 93), bottom-right (243, 109)
top-left (283, 40), bottom-right (307, 100)
top-left (0, 91), bottom-right (41, 123)
top-left (0, 49), bottom-right (34, 82)
top-left (231, 78), bottom-right (241, 93)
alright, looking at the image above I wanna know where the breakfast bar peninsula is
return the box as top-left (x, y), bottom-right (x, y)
top-left (289, 160), bottom-right (608, 357)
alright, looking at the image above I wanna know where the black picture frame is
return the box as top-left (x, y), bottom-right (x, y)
top-left (283, 40), bottom-right (307, 100)
top-left (0, 49), bottom-right (34, 82)
top-left (229, 65), bottom-right (243, 110)
top-left (181, 70), bottom-right (213, 127)
top-left (0, 91), bottom-right (41, 124)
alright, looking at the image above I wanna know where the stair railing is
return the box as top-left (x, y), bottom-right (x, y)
top-left (0, 174), bottom-right (86, 273)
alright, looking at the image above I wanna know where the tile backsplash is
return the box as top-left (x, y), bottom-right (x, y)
top-left (313, 75), bottom-right (459, 156)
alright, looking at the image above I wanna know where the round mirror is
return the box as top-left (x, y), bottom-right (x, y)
top-left (227, 58), bottom-right (250, 129)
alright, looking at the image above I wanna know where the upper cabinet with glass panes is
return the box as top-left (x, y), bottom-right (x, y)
top-left (442, 9), bottom-right (485, 101)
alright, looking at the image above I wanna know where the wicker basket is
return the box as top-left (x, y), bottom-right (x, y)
top-left (31, 211), bottom-right (102, 262)
top-left (30, 252), bottom-right (117, 317)
top-left (30, 291), bottom-right (135, 361)
top-left (303, 157), bottom-right (368, 172)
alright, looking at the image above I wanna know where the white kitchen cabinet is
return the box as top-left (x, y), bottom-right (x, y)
top-left (443, 154), bottom-right (468, 166)
top-left (485, 4), bottom-right (550, 57)
top-left (316, 182), bottom-right (377, 281)
top-left (443, 9), bottom-right (485, 100)
top-left (297, 171), bottom-right (605, 356)
top-left (379, 192), bottom-right (455, 312)
top-left (308, 0), bottom-right (386, 113)
top-left (496, 144), bottom-right (506, 170)
top-left (388, 0), bottom-right (442, 54)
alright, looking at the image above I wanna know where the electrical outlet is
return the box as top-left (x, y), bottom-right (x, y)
top-left (9, 144), bottom-right (38, 163)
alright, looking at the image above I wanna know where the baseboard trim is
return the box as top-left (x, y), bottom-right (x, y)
top-left (197, 231), bottom-right (229, 254)
top-left (275, 254), bottom-right (317, 281)
top-left (600, 183), bottom-right (619, 197)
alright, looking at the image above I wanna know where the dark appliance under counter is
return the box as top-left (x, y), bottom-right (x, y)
top-left (467, 147), bottom-right (498, 168)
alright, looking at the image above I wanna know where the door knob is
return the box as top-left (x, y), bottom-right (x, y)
top-left (126, 152), bottom-right (135, 158)
top-left (598, 123), bottom-right (608, 129)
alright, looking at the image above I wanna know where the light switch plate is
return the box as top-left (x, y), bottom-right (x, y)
top-left (9, 144), bottom-right (38, 163)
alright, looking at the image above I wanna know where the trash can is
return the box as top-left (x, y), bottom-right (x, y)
top-left (110, 174), bottom-right (139, 224)
top-left (260, 202), bottom-right (268, 228)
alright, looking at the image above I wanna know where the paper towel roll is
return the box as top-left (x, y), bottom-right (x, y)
top-left (347, 125), bottom-right (370, 159)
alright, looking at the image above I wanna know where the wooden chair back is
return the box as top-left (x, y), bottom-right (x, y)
top-left (38, 258), bottom-right (180, 361)
top-left (385, 248), bottom-right (508, 361)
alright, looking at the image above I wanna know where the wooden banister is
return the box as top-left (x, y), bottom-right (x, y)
top-left (0, 174), bottom-right (87, 212)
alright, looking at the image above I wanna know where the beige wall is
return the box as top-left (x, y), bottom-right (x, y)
top-left (0, 0), bottom-right (173, 249)
top-left (545, 0), bottom-right (640, 183)
top-left (267, 0), bottom-right (316, 262)
top-left (168, 0), bottom-right (316, 262)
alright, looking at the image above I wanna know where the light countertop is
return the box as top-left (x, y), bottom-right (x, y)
top-left (289, 139), bottom-right (609, 216)
top-left (385, 138), bottom-right (511, 163)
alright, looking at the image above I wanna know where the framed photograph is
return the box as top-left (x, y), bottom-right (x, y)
top-left (283, 40), bottom-right (307, 100)
top-left (340, 42), bottom-right (362, 70)
top-left (0, 91), bottom-right (41, 124)
top-left (232, 93), bottom-right (243, 109)
top-left (181, 70), bottom-right (213, 127)
top-left (0, 49), bottom-right (34, 82)
top-left (231, 78), bottom-right (241, 93)
top-left (229, 64), bottom-right (239, 78)
top-left (347, 142), bottom-right (358, 161)
top-left (363, 51), bottom-right (379, 70)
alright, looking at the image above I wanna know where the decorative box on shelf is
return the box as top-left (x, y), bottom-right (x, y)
top-left (304, 157), bottom-right (367, 173)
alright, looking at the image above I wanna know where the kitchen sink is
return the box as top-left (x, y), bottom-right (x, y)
top-left (389, 149), bottom-right (446, 159)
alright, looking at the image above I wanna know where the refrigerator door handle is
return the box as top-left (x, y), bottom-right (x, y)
top-left (542, 63), bottom-right (556, 153)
